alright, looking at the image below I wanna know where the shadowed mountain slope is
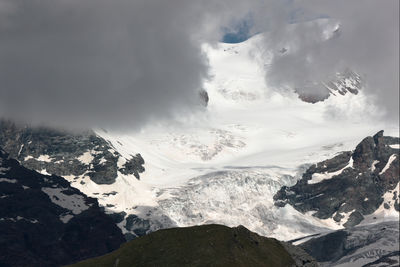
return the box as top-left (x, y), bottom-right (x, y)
top-left (69, 224), bottom-right (318, 267)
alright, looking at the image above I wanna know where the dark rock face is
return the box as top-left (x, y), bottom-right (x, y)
top-left (0, 120), bottom-right (145, 184)
top-left (295, 86), bottom-right (330, 104)
top-left (119, 155), bottom-right (145, 179)
top-left (107, 211), bottom-right (127, 224)
top-left (274, 131), bottom-right (399, 227)
top-left (0, 148), bottom-right (125, 267)
top-left (121, 207), bottom-right (177, 241)
top-left (199, 89), bottom-right (209, 107)
top-left (125, 214), bottom-right (151, 238)
top-left (299, 221), bottom-right (399, 266)
top-left (280, 242), bottom-right (319, 267)
top-left (300, 230), bottom-right (349, 263)
top-left (296, 69), bottom-right (363, 104)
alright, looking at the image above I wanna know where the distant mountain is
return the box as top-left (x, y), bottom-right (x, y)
top-left (68, 224), bottom-right (318, 267)
top-left (0, 148), bottom-right (125, 267)
top-left (274, 130), bottom-right (399, 228)
top-left (298, 221), bottom-right (399, 267)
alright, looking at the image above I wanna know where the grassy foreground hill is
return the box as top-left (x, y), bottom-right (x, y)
top-left (68, 224), bottom-right (316, 267)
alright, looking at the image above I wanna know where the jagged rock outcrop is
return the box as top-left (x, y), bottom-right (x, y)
top-left (0, 120), bottom-right (145, 184)
top-left (274, 131), bottom-right (399, 227)
top-left (0, 148), bottom-right (125, 267)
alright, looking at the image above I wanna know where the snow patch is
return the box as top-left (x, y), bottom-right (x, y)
top-left (24, 155), bottom-right (34, 161)
top-left (99, 157), bottom-right (107, 165)
top-left (77, 151), bottom-right (94, 165)
top-left (117, 157), bottom-right (126, 168)
top-left (59, 214), bottom-right (74, 223)
top-left (18, 144), bottom-right (24, 156)
top-left (370, 160), bottom-right (379, 172)
top-left (308, 157), bottom-right (353, 184)
top-left (0, 178), bottom-right (17, 183)
top-left (379, 154), bottom-right (397, 175)
top-left (37, 154), bottom-right (52, 162)
top-left (39, 169), bottom-right (51, 175)
top-left (389, 144), bottom-right (399, 149)
top-left (41, 187), bottom-right (90, 215)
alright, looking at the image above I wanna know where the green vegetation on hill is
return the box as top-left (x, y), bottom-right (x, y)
top-left (68, 224), bottom-right (297, 267)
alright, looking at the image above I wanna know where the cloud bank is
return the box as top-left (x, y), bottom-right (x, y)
top-left (0, 0), bottom-right (398, 129)
top-left (0, 0), bottom-right (243, 129)
top-left (259, 0), bottom-right (399, 120)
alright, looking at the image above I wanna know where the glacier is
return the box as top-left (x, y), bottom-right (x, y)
top-left (16, 18), bottom-right (398, 241)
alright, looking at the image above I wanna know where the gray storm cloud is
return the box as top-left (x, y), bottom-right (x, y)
top-left (0, 0), bottom-right (398, 129)
top-left (0, 0), bottom-right (246, 129)
top-left (260, 0), bottom-right (399, 120)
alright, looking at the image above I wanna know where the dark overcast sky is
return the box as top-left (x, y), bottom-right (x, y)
top-left (0, 0), bottom-right (398, 129)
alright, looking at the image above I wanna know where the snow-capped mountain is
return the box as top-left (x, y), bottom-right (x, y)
top-left (0, 18), bottom-right (398, 245)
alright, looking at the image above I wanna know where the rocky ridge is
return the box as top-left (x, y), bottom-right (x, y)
top-left (0, 120), bottom-right (145, 185)
top-left (274, 130), bottom-right (399, 227)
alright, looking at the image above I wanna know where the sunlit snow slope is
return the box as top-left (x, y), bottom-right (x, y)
top-left (72, 19), bottom-right (397, 240)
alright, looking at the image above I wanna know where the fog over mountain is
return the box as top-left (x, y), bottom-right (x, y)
top-left (0, 2), bottom-right (399, 266)
top-left (262, 0), bottom-right (399, 121)
top-left (0, 0), bottom-right (398, 129)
